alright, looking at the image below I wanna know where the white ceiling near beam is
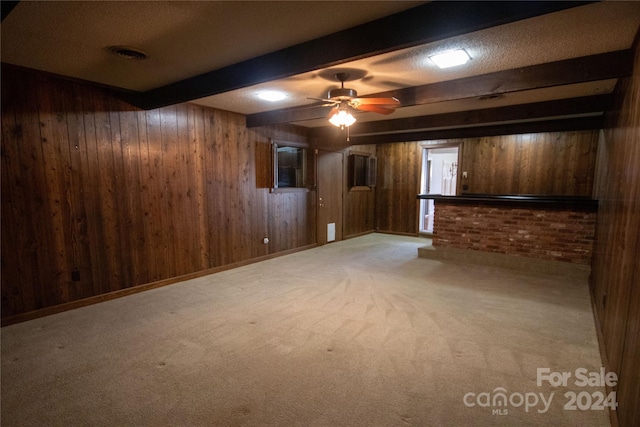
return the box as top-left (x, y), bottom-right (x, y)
top-left (188, 1), bottom-right (638, 124)
top-left (1, 1), bottom-right (423, 91)
top-left (2, 1), bottom-right (639, 128)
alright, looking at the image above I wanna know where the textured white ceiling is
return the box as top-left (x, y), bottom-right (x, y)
top-left (300, 79), bottom-right (619, 130)
top-left (1, 1), bottom-right (423, 91)
top-left (189, 1), bottom-right (639, 122)
top-left (2, 1), bottom-right (639, 129)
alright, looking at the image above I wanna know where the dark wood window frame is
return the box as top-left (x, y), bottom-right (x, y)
top-left (271, 139), bottom-right (312, 193)
top-left (348, 150), bottom-right (377, 191)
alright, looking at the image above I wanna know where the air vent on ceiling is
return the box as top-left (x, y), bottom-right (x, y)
top-left (108, 46), bottom-right (148, 60)
top-left (478, 94), bottom-right (504, 101)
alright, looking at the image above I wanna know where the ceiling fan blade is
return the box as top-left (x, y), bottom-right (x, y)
top-left (292, 100), bottom-right (335, 111)
top-left (307, 97), bottom-right (336, 103)
top-left (355, 104), bottom-right (396, 115)
top-left (352, 97), bottom-right (400, 105)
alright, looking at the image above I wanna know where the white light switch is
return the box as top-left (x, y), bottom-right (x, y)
top-left (463, 171), bottom-right (468, 178)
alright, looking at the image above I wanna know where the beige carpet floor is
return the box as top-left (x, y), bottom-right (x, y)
top-left (1, 234), bottom-right (610, 426)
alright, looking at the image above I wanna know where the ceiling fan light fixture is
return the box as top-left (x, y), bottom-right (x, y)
top-left (329, 107), bottom-right (356, 129)
top-left (429, 49), bottom-right (471, 69)
top-left (313, 72), bottom-right (397, 133)
top-left (328, 88), bottom-right (358, 99)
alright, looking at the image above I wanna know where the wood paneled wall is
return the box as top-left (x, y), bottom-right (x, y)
top-left (375, 142), bottom-right (421, 235)
top-left (1, 66), bottom-right (315, 320)
top-left (372, 132), bottom-right (598, 235)
top-left (460, 131), bottom-right (598, 196)
top-left (343, 144), bottom-right (376, 238)
top-left (591, 37), bottom-right (640, 427)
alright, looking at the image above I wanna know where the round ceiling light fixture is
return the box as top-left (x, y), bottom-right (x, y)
top-left (257, 91), bottom-right (287, 102)
top-left (108, 46), bottom-right (148, 60)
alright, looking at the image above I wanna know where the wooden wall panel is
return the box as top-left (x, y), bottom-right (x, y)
top-left (617, 270), bottom-right (640, 427)
top-left (1, 69), bottom-right (31, 314)
top-left (591, 37), bottom-right (640, 427)
top-left (343, 144), bottom-right (376, 238)
top-left (256, 125), bottom-right (316, 255)
top-left (0, 67), bottom-right (314, 320)
top-left (375, 142), bottom-right (421, 235)
top-left (459, 131), bottom-right (598, 196)
top-left (372, 132), bottom-right (598, 236)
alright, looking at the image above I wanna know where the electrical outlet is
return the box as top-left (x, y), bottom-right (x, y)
top-left (462, 171), bottom-right (468, 178)
top-left (263, 237), bottom-right (269, 244)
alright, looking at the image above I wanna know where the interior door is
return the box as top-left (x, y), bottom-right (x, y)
top-left (419, 145), bottom-right (460, 233)
top-left (317, 150), bottom-right (343, 245)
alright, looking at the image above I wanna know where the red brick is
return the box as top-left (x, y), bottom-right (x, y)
top-left (433, 202), bottom-right (596, 264)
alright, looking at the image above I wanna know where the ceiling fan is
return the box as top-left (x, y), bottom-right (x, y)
top-left (309, 72), bottom-right (400, 130)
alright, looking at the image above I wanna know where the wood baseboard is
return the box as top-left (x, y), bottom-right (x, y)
top-left (375, 229), bottom-right (420, 237)
top-left (344, 230), bottom-right (375, 239)
top-left (589, 284), bottom-right (619, 427)
top-left (1, 244), bottom-right (317, 327)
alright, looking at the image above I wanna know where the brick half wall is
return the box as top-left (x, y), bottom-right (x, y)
top-left (433, 202), bottom-right (596, 264)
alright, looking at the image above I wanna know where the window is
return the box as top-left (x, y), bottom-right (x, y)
top-left (272, 140), bottom-right (310, 191)
top-left (348, 153), bottom-right (376, 189)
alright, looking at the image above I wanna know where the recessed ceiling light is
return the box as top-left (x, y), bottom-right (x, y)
top-left (257, 91), bottom-right (287, 102)
top-left (429, 49), bottom-right (471, 69)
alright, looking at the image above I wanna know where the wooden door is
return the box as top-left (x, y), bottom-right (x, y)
top-left (317, 150), bottom-right (343, 244)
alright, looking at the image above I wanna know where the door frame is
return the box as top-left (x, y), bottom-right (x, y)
top-left (418, 142), bottom-right (462, 234)
top-left (316, 149), bottom-right (344, 245)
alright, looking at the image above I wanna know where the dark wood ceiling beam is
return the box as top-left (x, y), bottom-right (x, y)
top-left (127, 1), bottom-right (593, 109)
top-left (374, 50), bottom-right (630, 105)
top-left (1, 1), bottom-right (20, 21)
top-left (309, 93), bottom-right (613, 137)
top-left (247, 49), bottom-right (631, 127)
top-left (346, 116), bottom-right (604, 144)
